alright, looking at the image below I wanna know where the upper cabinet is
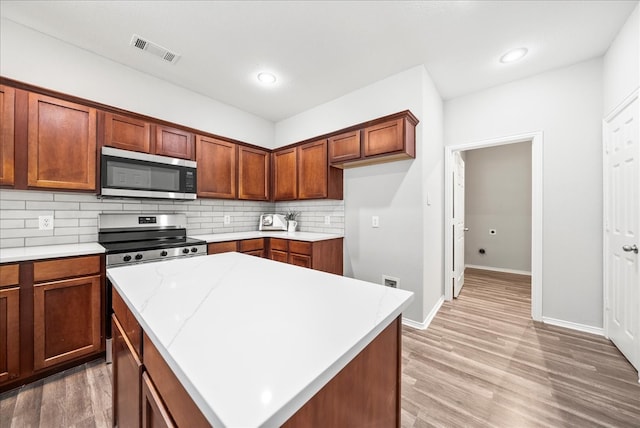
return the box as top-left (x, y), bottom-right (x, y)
top-left (329, 111), bottom-right (418, 168)
top-left (103, 112), bottom-right (194, 160)
top-left (155, 125), bottom-right (194, 160)
top-left (274, 141), bottom-right (343, 201)
top-left (196, 135), bottom-right (237, 199)
top-left (28, 93), bottom-right (97, 190)
top-left (238, 146), bottom-right (270, 201)
top-left (104, 113), bottom-right (151, 153)
top-left (273, 147), bottom-right (298, 201)
top-left (0, 85), bottom-right (15, 186)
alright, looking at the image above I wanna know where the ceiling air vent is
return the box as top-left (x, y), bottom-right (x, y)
top-left (130, 34), bottom-right (181, 65)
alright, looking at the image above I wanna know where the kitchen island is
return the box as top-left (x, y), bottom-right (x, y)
top-left (107, 252), bottom-right (413, 427)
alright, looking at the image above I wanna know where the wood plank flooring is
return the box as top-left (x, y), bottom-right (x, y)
top-left (401, 268), bottom-right (640, 428)
top-left (2, 268), bottom-right (638, 427)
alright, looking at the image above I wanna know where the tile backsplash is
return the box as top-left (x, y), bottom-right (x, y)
top-left (0, 189), bottom-right (344, 248)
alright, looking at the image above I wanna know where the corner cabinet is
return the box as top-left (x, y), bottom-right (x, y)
top-left (0, 264), bottom-right (20, 386)
top-left (28, 93), bottom-right (97, 190)
top-left (238, 146), bottom-right (270, 201)
top-left (196, 135), bottom-right (237, 199)
top-left (273, 147), bottom-right (298, 200)
top-left (0, 85), bottom-right (15, 186)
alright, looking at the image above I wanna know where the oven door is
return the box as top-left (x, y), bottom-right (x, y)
top-left (101, 147), bottom-right (197, 200)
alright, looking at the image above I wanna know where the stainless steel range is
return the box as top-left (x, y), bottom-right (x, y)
top-left (99, 213), bottom-right (206, 267)
top-left (99, 213), bottom-right (206, 363)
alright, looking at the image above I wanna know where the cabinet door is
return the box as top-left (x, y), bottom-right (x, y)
top-left (273, 148), bottom-right (297, 201)
top-left (329, 130), bottom-right (361, 164)
top-left (208, 241), bottom-right (238, 254)
top-left (238, 146), bottom-right (269, 201)
top-left (113, 315), bottom-right (142, 428)
top-left (298, 140), bottom-right (328, 200)
top-left (0, 287), bottom-right (20, 385)
top-left (156, 125), bottom-right (194, 160)
top-left (142, 372), bottom-right (175, 428)
top-left (363, 118), bottom-right (404, 157)
top-left (196, 136), bottom-right (237, 199)
top-left (290, 253), bottom-right (312, 268)
top-left (104, 113), bottom-right (151, 153)
top-left (28, 93), bottom-right (97, 190)
top-left (0, 85), bottom-right (15, 186)
top-left (33, 275), bottom-right (101, 370)
top-left (270, 249), bottom-right (289, 263)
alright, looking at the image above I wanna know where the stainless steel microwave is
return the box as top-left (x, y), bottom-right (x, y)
top-left (100, 147), bottom-right (197, 200)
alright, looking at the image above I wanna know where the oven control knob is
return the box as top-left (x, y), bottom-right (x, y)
top-left (160, 250), bottom-right (168, 257)
top-left (123, 255), bottom-right (132, 262)
top-left (182, 248), bottom-right (190, 254)
top-left (135, 254), bottom-right (143, 260)
top-left (191, 247), bottom-right (198, 253)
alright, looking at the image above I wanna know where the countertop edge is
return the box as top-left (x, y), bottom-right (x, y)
top-left (0, 243), bottom-right (106, 264)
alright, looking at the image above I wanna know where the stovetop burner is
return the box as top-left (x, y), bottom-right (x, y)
top-left (99, 213), bottom-right (207, 267)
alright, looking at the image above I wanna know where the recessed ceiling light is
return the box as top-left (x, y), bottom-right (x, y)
top-left (257, 72), bottom-right (277, 84)
top-left (500, 48), bottom-right (528, 64)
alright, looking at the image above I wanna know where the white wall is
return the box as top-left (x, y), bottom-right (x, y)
top-left (464, 143), bottom-right (532, 272)
top-left (603, 3), bottom-right (639, 115)
top-left (0, 18), bottom-right (274, 148)
top-left (275, 66), bottom-right (444, 324)
top-left (445, 58), bottom-right (603, 328)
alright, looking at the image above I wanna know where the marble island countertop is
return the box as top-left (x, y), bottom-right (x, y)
top-left (107, 252), bottom-right (413, 427)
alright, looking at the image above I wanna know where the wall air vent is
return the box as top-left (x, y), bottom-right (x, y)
top-left (130, 34), bottom-right (181, 65)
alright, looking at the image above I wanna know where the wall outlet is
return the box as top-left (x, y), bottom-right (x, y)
top-left (489, 228), bottom-right (497, 235)
top-left (224, 215), bottom-right (231, 225)
top-left (324, 215), bottom-right (331, 225)
top-left (372, 216), bottom-right (380, 228)
top-left (39, 215), bottom-right (54, 230)
top-left (382, 275), bottom-right (399, 288)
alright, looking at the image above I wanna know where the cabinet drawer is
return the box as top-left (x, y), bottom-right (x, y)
top-left (290, 253), bottom-right (312, 268)
top-left (0, 264), bottom-right (19, 287)
top-left (238, 239), bottom-right (264, 252)
top-left (289, 241), bottom-right (312, 256)
top-left (208, 241), bottom-right (238, 254)
top-left (33, 255), bottom-right (101, 283)
top-left (270, 238), bottom-right (289, 252)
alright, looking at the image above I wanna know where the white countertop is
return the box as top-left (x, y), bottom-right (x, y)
top-left (107, 253), bottom-right (413, 427)
top-left (192, 231), bottom-right (343, 243)
top-left (0, 243), bottom-right (105, 263)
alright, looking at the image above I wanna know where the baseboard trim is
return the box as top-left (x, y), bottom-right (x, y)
top-left (542, 317), bottom-right (604, 336)
top-left (465, 264), bottom-right (532, 276)
top-left (402, 296), bottom-right (444, 330)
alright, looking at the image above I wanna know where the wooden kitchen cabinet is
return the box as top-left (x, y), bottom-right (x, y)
top-left (196, 135), bottom-right (237, 199)
top-left (112, 314), bottom-right (143, 428)
top-left (238, 146), bottom-right (270, 201)
top-left (208, 241), bottom-right (238, 254)
top-left (328, 130), bottom-right (361, 164)
top-left (142, 371), bottom-right (175, 428)
top-left (27, 93), bottom-right (97, 190)
top-left (156, 125), bottom-right (194, 160)
top-left (0, 264), bottom-right (20, 386)
top-left (103, 112), bottom-right (152, 154)
top-left (239, 238), bottom-right (266, 258)
top-left (32, 255), bottom-right (102, 370)
top-left (0, 85), bottom-right (15, 186)
top-left (268, 238), bottom-right (343, 275)
top-left (273, 147), bottom-right (297, 201)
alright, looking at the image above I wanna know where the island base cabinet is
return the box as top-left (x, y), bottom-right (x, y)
top-left (112, 315), bottom-right (142, 428)
top-left (142, 372), bottom-right (176, 428)
top-left (283, 317), bottom-right (401, 427)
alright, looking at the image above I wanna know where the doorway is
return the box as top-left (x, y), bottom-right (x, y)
top-left (444, 132), bottom-right (543, 321)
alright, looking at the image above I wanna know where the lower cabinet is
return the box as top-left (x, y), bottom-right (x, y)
top-left (112, 314), bottom-right (142, 428)
top-left (269, 238), bottom-right (343, 275)
top-left (0, 282), bottom-right (20, 385)
top-left (238, 238), bottom-right (265, 258)
top-left (142, 371), bottom-right (175, 428)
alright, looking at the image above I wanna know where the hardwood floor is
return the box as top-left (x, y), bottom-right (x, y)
top-left (0, 359), bottom-right (112, 428)
top-left (2, 268), bottom-right (638, 427)
top-left (401, 268), bottom-right (640, 428)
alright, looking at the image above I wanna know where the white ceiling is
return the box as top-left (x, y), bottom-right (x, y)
top-left (1, 1), bottom-right (637, 122)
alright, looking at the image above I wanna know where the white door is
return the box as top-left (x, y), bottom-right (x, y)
top-left (453, 152), bottom-right (466, 298)
top-left (604, 92), bottom-right (639, 377)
